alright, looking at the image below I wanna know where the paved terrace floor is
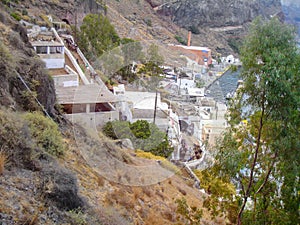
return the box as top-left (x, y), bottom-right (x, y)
top-left (55, 84), bottom-right (119, 104)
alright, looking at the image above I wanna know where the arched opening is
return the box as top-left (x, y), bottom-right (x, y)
top-left (62, 19), bottom-right (70, 25)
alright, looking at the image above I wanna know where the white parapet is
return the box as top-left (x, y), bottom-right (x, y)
top-left (64, 47), bottom-right (90, 85)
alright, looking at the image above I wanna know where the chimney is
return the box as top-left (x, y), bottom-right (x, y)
top-left (187, 31), bottom-right (191, 47)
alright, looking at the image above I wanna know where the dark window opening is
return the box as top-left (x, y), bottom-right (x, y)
top-left (36, 46), bottom-right (47, 54)
top-left (62, 104), bottom-right (86, 114)
top-left (90, 103), bottom-right (113, 112)
top-left (50, 46), bottom-right (63, 54)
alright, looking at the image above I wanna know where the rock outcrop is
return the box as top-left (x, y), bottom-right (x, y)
top-left (0, 8), bottom-right (56, 115)
top-left (153, 0), bottom-right (282, 29)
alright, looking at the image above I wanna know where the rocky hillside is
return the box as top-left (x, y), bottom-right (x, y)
top-left (0, 1), bottom-right (289, 224)
top-left (0, 6), bottom-right (56, 115)
top-left (0, 2), bottom-right (221, 224)
top-left (7, 0), bottom-right (283, 56)
top-left (154, 0), bottom-right (282, 28)
top-left (105, 0), bottom-right (283, 55)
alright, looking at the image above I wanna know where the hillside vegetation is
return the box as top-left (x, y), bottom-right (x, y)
top-left (1, 1), bottom-right (298, 225)
top-left (0, 2), bottom-right (223, 224)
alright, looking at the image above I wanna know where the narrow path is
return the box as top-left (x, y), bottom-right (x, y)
top-left (153, 0), bottom-right (179, 11)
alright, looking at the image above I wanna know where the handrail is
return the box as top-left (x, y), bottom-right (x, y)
top-left (51, 27), bottom-right (90, 85)
top-left (77, 47), bottom-right (96, 75)
top-left (51, 27), bottom-right (64, 45)
top-left (183, 162), bottom-right (200, 189)
top-left (64, 47), bottom-right (90, 85)
top-left (65, 65), bottom-right (78, 76)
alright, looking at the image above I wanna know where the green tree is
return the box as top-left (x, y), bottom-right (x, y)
top-left (118, 38), bottom-right (144, 82)
top-left (214, 18), bottom-right (300, 224)
top-left (134, 44), bottom-right (164, 90)
top-left (146, 43), bottom-right (164, 65)
top-left (102, 120), bottom-right (173, 158)
top-left (99, 47), bottom-right (123, 77)
top-left (78, 14), bottom-right (120, 59)
top-left (120, 38), bottom-right (144, 65)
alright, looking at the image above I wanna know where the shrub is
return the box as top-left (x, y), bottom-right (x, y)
top-left (24, 112), bottom-right (65, 157)
top-left (21, 9), bottom-right (28, 16)
top-left (188, 25), bottom-right (200, 34)
top-left (175, 197), bottom-right (203, 224)
top-left (103, 120), bottom-right (173, 158)
top-left (41, 166), bottom-right (84, 210)
top-left (144, 18), bottom-right (152, 26)
top-left (0, 42), bottom-right (16, 78)
top-left (10, 11), bottom-right (21, 21)
top-left (9, 30), bottom-right (24, 49)
top-left (0, 108), bottom-right (33, 168)
top-left (0, 150), bottom-right (7, 175)
top-left (174, 35), bottom-right (187, 45)
top-left (135, 149), bottom-right (180, 174)
top-left (40, 14), bottom-right (52, 27)
top-left (227, 38), bottom-right (242, 54)
top-left (196, 79), bottom-right (205, 88)
top-left (135, 149), bottom-right (165, 161)
top-left (68, 209), bottom-right (87, 225)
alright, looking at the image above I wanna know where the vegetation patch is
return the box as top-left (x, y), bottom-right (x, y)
top-left (103, 120), bottom-right (173, 158)
top-left (175, 197), bottom-right (203, 224)
top-left (24, 112), bottom-right (65, 157)
top-left (0, 150), bottom-right (7, 175)
top-left (135, 149), bottom-right (180, 174)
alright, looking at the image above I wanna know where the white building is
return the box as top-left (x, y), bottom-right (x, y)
top-left (30, 31), bottom-right (65, 69)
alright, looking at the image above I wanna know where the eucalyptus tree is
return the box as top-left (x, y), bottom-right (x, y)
top-left (214, 17), bottom-right (300, 224)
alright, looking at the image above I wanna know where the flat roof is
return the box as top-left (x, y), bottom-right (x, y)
top-left (169, 44), bottom-right (211, 51)
top-left (31, 40), bottom-right (64, 47)
top-left (56, 84), bottom-right (120, 104)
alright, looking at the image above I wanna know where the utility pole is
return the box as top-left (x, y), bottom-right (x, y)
top-left (153, 89), bottom-right (158, 124)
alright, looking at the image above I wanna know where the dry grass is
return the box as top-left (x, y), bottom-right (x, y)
top-left (96, 175), bottom-right (105, 187)
top-left (135, 149), bottom-right (181, 174)
top-left (141, 186), bottom-right (153, 197)
top-left (135, 149), bottom-right (166, 161)
top-left (177, 187), bottom-right (187, 196)
top-left (0, 150), bottom-right (7, 175)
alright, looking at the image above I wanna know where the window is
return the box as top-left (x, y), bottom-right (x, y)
top-left (36, 46), bottom-right (47, 54)
top-left (49, 46), bottom-right (63, 54)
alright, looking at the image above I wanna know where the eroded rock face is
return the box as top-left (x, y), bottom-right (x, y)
top-left (156, 0), bottom-right (282, 28)
top-left (0, 8), bottom-right (57, 115)
top-left (282, 1), bottom-right (300, 36)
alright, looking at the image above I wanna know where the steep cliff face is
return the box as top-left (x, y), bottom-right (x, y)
top-left (23, 0), bottom-right (105, 26)
top-left (282, 1), bottom-right (300, 37)
top-left (0, 8), bottom-right (56, 115)
top-left (156, 0), bottom-right (282, 29)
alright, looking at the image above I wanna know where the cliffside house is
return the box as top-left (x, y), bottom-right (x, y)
top-left (56, 84), bottom-right (120, 127)
top-left (27, 24), bottom-right (120, 126)
top-left (28, 26), bottom-right (79, 87)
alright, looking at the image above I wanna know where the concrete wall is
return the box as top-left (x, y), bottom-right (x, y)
top-left (201, 120), bottom-right (226, 147)
top-left (52, 74), bottom-right (79, 87)
top-left (39, 54), bottom-right (65, 69)
top-left (64, 111), bottom-right (119, 128)
top-left (169, 45), bottom-right (212, 65)
top-left (52, 65), bottom-right (79, 87)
